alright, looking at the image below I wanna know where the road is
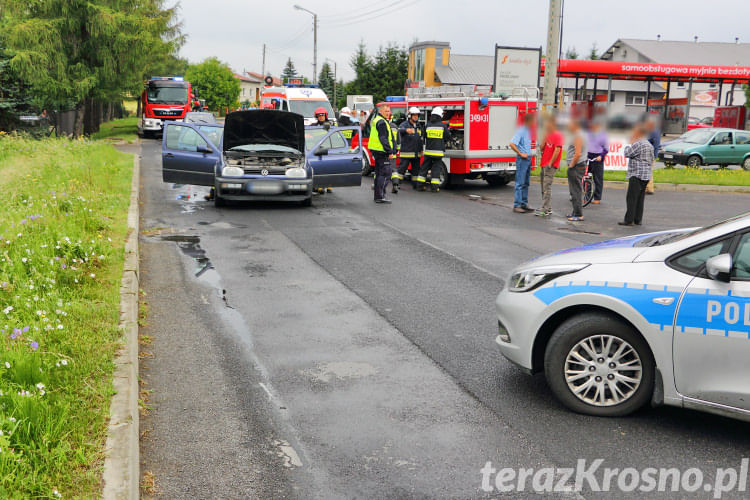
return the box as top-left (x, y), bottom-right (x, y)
top-left (136, 139), bottom-right (750, 499)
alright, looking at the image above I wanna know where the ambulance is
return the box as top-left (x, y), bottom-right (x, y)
top-left (261, 84), bottom-right (335, 126)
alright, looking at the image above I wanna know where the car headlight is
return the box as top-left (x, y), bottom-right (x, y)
top-left (222, 166), bottom-right (244, 177)
top-left (508, 264), bottom-right (589, 292)
top-left (676, 149), bottom-right (684, 154)
top-left (285, 167), bottom-right (307, 178)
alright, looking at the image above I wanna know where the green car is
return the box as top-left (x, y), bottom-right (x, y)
top-left (659, 128), bottom-right (750, 170)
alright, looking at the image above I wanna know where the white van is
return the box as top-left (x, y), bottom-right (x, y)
top-left (261, 85), bottom-right (335, 126)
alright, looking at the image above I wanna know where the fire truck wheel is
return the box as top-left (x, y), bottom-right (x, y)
top-left (486, 175), bottom-right (510, 187)
top-left (434, 161), bottom-right (449, 189)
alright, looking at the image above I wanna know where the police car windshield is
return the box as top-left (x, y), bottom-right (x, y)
top-left (636, 213), bottom-right (750, 247)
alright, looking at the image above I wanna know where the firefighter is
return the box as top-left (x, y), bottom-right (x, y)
top-left (416, 107), bottom-right (450, 192)
top-left (314, 107), bottom-right (332, 128)
top-left (392, 106), bottom-right (423, 193)
top-left (338, 107), bottom-right (356, 146)
top-left (368, 103), bottom-right (397, 204)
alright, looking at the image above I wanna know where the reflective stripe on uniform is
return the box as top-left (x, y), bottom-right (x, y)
top-left (424, 150), bottom-right (444, 157)
top-left (391, 173), bottom-right (404, 180)
top-left (368, 115), bottom-right (394, 153)
top-left (415, 176), bottom-right (426, 183)
top-left (430, 178), bottom-right (441, 184)
top-left (426, 127), bottom-right (444, 139)
top-left (341, 129), bottom-right (354, 139)
top-left (399, 152), bottom-right (416, 158)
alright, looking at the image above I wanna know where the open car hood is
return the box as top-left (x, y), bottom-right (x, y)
top-left (223, 110), bottom-right (305, 153)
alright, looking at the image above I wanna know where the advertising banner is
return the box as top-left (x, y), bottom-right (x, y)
top-left (493, 46), bottom-right (541, 94)
top-left (690, 90), bottom-right (717, 107)
top-left (604, 138), bottom-right (630, 171)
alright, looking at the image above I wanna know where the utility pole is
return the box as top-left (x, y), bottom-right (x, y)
top-left (294, 5), bottom-right (318, 84)
top-left (333, 61), bottom-right (337, 106)
top-left (262, 44), bottom-right (266, 76)
top-left (543, 0), bottom-right (563, 110)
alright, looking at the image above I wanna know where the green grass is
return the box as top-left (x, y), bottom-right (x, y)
top-left (0, 135), bottom-right (133, 498)
top-left (90, 116), bottom-right (139, 144)
top-left (532, 165), bottom-right (750, 186)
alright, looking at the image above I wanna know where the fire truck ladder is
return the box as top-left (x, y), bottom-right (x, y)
top-left (406, 85), bottom-right (493, 98)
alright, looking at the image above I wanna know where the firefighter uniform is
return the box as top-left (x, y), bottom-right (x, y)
top-left (338, 113), bottom-right (355, 144)
top-left (392, 118), bottom-right (423, 192)
top-left (368, 112), bottom-right (397, 202)
top-left (417, 112), bottom-right (450, 192)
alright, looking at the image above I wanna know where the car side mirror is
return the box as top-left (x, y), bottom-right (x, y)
top-left (706, 253), bottom-right (732, 282)
top-left (314, 146), bottom-right (329, 156)
top-left (196, 145), bottom-right (212, 154)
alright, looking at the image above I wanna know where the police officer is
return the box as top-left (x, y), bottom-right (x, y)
top-left (368, 103), bottom-right (397, 204)
top-left (416, 107), bottom-right (449, 192)
top-left (392, 107), bottom-right (423, 193)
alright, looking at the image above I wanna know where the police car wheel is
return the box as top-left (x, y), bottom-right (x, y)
top-left (544, 313), bottom-right (655, 417)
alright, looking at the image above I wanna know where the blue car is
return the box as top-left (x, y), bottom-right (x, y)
top-left (162, 110), bottom-right (363, 207)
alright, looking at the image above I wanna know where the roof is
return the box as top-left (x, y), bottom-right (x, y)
top-left (601, 38), bottom-right (750, 66)
top-left (234, 73), bottom-right (258, 83)
top-left (243, 72), bottom-right (282, 86)
top-left (548, 77), bottom-right (666, 93)
top-left (434, 54), bottom-right (495, 85)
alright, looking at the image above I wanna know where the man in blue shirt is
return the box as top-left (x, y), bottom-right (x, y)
top-left (509, 113), bottom-right (536, 213)
top-left (644, 115), bottom-right (660, 195)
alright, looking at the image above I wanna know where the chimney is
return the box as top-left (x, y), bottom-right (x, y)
top-left (657, 34), bottom-right (661, 42)
top-left (694, 36), bottom-right (698, 43)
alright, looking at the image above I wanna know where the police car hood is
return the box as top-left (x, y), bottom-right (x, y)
top-left (223, 110), bottom-right (305, 153)
top-left (527, 231), bottom-right (685, 267)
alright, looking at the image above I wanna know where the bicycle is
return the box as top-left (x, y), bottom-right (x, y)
top-left (581, 159), bottom-right (595, 208)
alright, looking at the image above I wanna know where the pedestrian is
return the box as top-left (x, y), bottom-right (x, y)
top-left (416, 107), bottom-right (449, 192)
top-left (509, 113), bottom-right (536, 213)
top-left (619, 123), bottom-right (654, 226)
top-left (565, 117), bottom-right (588, 222)
top-left (644, 115), bottom-right (660, 195)
top-left (392, 107), bottom-right (423, 193)
top-left (368, 104), bottom-right (397, 204)
top-left (586, 119), bottom-right (608, 204)
top-left (535, 116), bottom-right (563, 217)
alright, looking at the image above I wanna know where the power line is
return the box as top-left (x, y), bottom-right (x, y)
top-left (320, 0), bottom-right (406, 24)
top-left (323, 0), bottom-right (422, 28)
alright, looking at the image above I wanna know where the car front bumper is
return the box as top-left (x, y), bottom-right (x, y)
top-left (140, 118), bottom-right (164, 131)
top-left (215, 177), bottom-right (312, 201)
top-left (495, 285), bottom-right (547, 372)
top-left (658, 152), bottom-right (689, 164)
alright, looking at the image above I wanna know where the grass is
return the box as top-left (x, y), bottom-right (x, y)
top-left (90, 116), bottom-right (139, 144)
top-left (532, 165), bottom-right (750, 186)
top-left (0, 134), bottom-right (133, 498)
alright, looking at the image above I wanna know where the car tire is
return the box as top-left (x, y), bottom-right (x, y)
top-left (544, 313), bottom-right (655, 417)
top-left (362, 156), bottom-right (373, 177)
top-left (743, 157), bottom-right (750, 171)
top-left (686, 155), bottom-right (702, 168)
top-left (486, 175), bottom-right (510, 187)
top-left (214, 194), bottom-right (226, 208)
top-left (300, 196), bottom-right (312, 207)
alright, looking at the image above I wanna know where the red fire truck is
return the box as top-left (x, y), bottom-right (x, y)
top-left (137, 76), bottom-right (199, 138)
top-left (363, 86), bottom-right (538, 188)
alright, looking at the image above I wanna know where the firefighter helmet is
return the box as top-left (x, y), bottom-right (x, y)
top-left (408, 106), bottom-right (421, 115)
top-left (314, 107), bottom-right (328, 118)
top-left (340, 107), bottom-right (352, 117)
top-left (431, 107), bottom-right (443, 118)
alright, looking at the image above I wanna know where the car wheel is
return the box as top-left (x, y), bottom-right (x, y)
top-left (214, 194), bottom-right (226, 208)
top-left (664, 161), bottom-right (675, 168)
top-left (362, 156), bottom-right (373, 176)
top-left (300, 196), bottom-right (312, 207)
top-left (686, 155), bottom-right (702, 168)
top-left (544, 313), bottom-right (655, 417)
top-left (743, 157), bottom-right (750, 171)
top-left (486, 175), bottom-right (510, 187)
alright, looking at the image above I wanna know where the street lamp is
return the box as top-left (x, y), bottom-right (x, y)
top-left (293, 4), bottom-right (318, 84)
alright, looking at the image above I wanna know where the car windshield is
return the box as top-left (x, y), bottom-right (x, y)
top-left (227, 144), bottom-right (300, 154)
top-left (147, 86), bottom-right (188, 105)
top-left (289, 100), bottom-right (334, 118)
top-left (185, 113), bottom-right (216, 124)
top-left (684, 130), bottom-right (713, 144)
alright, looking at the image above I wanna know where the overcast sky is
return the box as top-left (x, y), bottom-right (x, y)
top-left (176, 0), bottom-right (749, 81)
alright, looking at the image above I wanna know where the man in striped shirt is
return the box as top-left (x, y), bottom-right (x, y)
top-left (619, 123), bottom-right (654, 226)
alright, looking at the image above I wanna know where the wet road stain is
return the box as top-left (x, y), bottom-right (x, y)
top-left (160, 235), bottom-right (220, 287)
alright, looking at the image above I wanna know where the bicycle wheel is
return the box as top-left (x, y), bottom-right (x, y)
top-left (582, 176), bottom-right (594, 207)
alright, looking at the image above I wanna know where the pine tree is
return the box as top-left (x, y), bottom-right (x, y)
top-left (588, 43), bottom-right (599, 60)
top-left (0, 44), bottom-right (33, 131)
top-left (282, 58), bottom-right (298, 82)
top-left (565, 46), bottom-right (580, 60)
top-left (318, 62), bottom-right (335, 100)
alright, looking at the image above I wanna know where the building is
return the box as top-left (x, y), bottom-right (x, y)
top-left (408, 39), bottom-right (748, 119)
top-left (234, 72), bottom-right (282, 105)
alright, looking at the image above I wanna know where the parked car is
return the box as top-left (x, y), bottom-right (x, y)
top-left (658, 129), bottom-right (705, 166)
top-left (183, 111), bottom-right (217, 124)
top-left (495, 213), bottom-right (750, 420)
top-left (658, 128), bottom-right (750, 169)
top-left (687, 116), bottom-right (713, 130)
top-left (161, 110), bottom-right (363, 207)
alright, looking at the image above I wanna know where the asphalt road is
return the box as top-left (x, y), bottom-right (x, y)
top-left (136, 138), bottom-right (750, 499)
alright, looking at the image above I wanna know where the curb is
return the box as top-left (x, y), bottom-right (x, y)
top-left (102, 155), bottom-right (140, 500)
top-left (531, 176), bottom-right (750, 193)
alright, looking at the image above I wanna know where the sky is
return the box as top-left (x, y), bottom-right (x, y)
top-left (175, 0), bottom-right (750, 81)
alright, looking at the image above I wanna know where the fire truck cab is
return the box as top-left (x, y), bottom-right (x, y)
top-left (138, 76), bottom-right (196, 138)
top-left (261, 84), bottom-right (335, 126)
top-left (367, 86), bottom-right (538, 188)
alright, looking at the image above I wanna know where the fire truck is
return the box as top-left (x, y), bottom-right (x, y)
top-left (364, 86), bottom-right (538, 188)
top-left (137, 76), bottom-right (198, 138)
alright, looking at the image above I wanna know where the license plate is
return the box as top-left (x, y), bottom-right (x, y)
top-left (491, 162), bottom-right (515, 170)
top-left (663, 154), bottom-right (673, 159)
top-left (246, 181), bottom-right (284, 195)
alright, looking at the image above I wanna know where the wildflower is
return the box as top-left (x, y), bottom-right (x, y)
top-left (4, 362), bottom-right (10, 369)
top-left (21, 257), bottom-right (27, 263)
top-left (2, 306), bottom-right (13, 314)
top-left (90, 273), bottom-right (95, 278)
top-left (30, 341), bottom-right (39, 351)
top-left (53, 490), bottom-right (62, 498)
top-left (36, 382), bottom-right (45, 391)
top-left (22, 326), bottom-right (29, 333)
top-left (10, 328), bottom-right (20, 340)
top-left (57, 325), bottom-right (63, 330)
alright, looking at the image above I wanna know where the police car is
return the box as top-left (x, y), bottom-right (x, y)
top-left (495, 213), bottom-right (750, 420)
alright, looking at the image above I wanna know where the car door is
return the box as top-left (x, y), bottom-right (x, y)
top-left (307, 126), bottom-right (364, 189)
top-left (703, 131), bottom-right (733, 165)
top-left (672, 233), bottom-right (750, 411)
top-left (734, 131), bottom-right (750, 166)
top-left (162, 122), bottom-right (220, 186)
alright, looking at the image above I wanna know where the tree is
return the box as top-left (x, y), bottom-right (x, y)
top-left (185, 57), bottom-right (240, 111)
top-left (588, 43), bottom-right (599, 60)
top-left (281, 58), bottom-right (298, 82)
top-left (2, 0), bottom-right (182, 136)
top-left (318, 62), bottom-right (335, 101)
top-left (0, 43), bottom-right (33, 131)
top-left (368, 44), bottom-right (409, 103)
top-left (565, 46), bottom-right (579, 60)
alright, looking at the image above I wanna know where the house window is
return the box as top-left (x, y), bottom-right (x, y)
top-left (708, 83), bottom-right (717, 88)
top-left (677, 82), bottom-right (685, 88)
top-left (625, 93), bottom-right (645, 106)
top-left (610, 93), bottom-right (615, 102)
top-left (413, 49), bottom-right (425, 82)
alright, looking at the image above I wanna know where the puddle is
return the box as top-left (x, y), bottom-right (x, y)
top-left (171, 184), bottom-right (207, 214)
top-left (160, 235), bottom-right (221, 288)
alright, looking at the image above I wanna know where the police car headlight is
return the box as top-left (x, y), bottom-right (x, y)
top-left (222, 166), bottom-right (244, 177)
top-left (508, 264), bottom-right (589, 292)
top-left (285, 167), bottom-right (307, 178)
